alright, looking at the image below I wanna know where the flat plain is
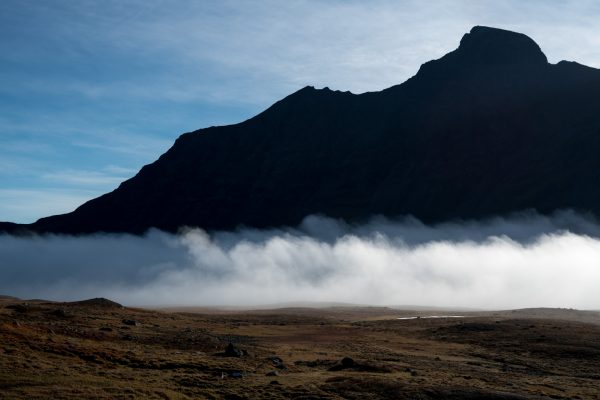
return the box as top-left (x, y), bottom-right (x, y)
top-left (1, 297), bottom-right (599, 399)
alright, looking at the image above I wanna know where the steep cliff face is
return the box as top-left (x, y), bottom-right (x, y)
top-left (25, 26), bottom-right (600, 234)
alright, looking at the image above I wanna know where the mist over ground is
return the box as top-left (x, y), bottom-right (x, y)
top-left (1, 211), bottom-right (600, 309)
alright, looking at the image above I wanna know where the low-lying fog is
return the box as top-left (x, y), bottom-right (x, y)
top-left (1, 210), bottom-right (600, 309)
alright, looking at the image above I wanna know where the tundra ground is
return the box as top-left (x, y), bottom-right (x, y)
top-left (1, 297), bottom-right (599, 399)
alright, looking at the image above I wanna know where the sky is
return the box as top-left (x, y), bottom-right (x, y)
top-left (2, 0), bottom-right (600, 223)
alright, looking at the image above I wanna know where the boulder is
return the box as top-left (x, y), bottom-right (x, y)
top-left (224, 342), bottom-right (242, 357)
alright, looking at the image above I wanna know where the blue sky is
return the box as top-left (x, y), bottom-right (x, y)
top-left (2, 0), bottom-right (600, 223)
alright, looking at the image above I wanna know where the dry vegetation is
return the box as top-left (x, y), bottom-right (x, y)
top-left (1, 297), bottom-right (600, 399)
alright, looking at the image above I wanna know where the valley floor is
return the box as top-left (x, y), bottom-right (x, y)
top-left (1, 298), bottom-right (600, 399)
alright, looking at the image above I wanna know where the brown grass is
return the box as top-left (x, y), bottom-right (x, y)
top-left (1, 298), bottom-right (599, 399)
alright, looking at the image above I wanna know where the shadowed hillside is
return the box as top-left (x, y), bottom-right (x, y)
top-left (7, 26), bottom-right (600, 234)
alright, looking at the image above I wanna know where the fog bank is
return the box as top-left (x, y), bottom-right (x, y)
top-left (1, 211), bottom-right (600, 309)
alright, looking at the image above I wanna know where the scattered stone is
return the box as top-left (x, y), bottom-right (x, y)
top-left (269, 380), bottom-right (281, 385)
top-left (341, 357), bottom-right (355, 368)
top-left (51, 309), bottom-right (68, 318)
top-left (328, 357), bottom-right (355, 371)
top-left (7, 304), bottom-right (28, 313)
top-left (295, 359), bottom-right (337, 368)
top-left (123, 334), bottom-right (137, 341)
top-left (269, 356), bottom-right (286, 369)
top-left (229, 371), bottom-right (244, 379)
top-left (80, 354), bottom-right (100, 363)
top-left (224, 343), bottom-right (242, 357)
top-left (266, 370), bottom-right (279, 377)
top-left (122, 319), bottom-right (138, 326)
top-left (327, 357), bottom-right (391, 373)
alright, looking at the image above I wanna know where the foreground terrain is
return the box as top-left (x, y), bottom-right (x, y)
top-left (1, 297), bottom-right (600, 399)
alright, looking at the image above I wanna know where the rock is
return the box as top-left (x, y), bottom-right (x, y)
top-left (7, 304), bottom-right (28, 313)
top-left (51, 309), bottom-right (67, 318)
top-left (80, 354), bottom-right (98, 363)
top-left (99, 327), bottom-right (113, 332)
top-left (229, 371), bottom-right (244, 379)
top-left (269, 380), bottom-right (281, 385)
top-left (341, 357), bottom-right (355, 368)
top-left (122, 319), bottom-right (138, 326)
top-left (266, 370), bottom-right (279, 377)
top-left (328, 357), bottom-right (361, 372)
top-left (224, 343), bottom-right (243, 357)
top-left (71, 298), bottom-right (123, 308)
top-left (269, 356), bottom-right (286, 369)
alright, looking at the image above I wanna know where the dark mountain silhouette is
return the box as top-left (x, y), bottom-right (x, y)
top-left (7, 26), bottom-right (600, 234)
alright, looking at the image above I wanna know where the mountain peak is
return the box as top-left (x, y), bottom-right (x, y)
top-left (456, 26), bottom-right (548, 66)
top-left (11, 27), bottom-right (600, 235)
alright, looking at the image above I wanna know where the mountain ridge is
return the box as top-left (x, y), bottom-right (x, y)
top-left (4, 26), bottom-right (600, 235)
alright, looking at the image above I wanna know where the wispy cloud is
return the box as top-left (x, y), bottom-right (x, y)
top-left (103, 165), bottom-right (139, 175)
top-left (41, 168), bottom-right (132, 187)
top-left (0, 162), bottom-right (139, 222)
top-left (0, 188), bottom-right (97, 223)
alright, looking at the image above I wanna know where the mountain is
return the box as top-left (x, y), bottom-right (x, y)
top-left (9, 26), bottom-right (600, 234)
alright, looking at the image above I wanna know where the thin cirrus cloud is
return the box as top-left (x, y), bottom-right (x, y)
top-left (0, 188), bottom-right (97, 223)
top-left (41, 168), bottom-right (135, 187)
top-left (2, 0), bottom-right (600, 223)
top-left (1, 212), bottom-right (599, 309)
